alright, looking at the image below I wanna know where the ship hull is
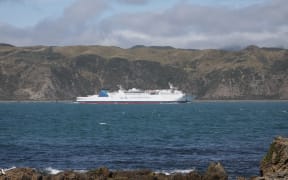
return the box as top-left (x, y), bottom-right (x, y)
top-left (76, 85), bottom-right (192, 104)
top-left (77, 100), bottom-right (189, 104)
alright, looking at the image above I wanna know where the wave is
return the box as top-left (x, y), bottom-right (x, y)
top-left (43, 167), bottom-right (88, 175)
top-left (155, 168), bottom-right (195, 175)
top-left (44, 167), bottom-right (62, 175)
top-left (3, 166), bottom-right (16, 171)
top-left (0, 166), bottom-right (16, 175)
top-left (41, 167), bottom-right (195, 175)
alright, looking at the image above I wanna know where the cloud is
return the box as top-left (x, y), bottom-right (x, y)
top-left (0, 0), bottom-right (18, 2)
top-left (62, 0), bottom-right (108, 24)
top-left (0, 0), bottom-right (287, 49)
top-left (95, 0), bottom-right (288, 48)
top-left (20, 0), bottom-right (109, 45)
top-left (116, 0), bottom-right (150, 5)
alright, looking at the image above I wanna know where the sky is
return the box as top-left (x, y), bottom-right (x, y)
top-left (0, 0), bottom-right (287, 49)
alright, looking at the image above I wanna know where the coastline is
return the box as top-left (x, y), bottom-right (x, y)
top-left (0, 100), bottom-right (75, 103)
top-left (0, 163), bottom-right (227, 180)
top-left (193, 99), bottom-right (288, 103)
top-left (0, 99), bottom-right (288, 103)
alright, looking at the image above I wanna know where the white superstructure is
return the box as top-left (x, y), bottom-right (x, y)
top-left (76, 84), bottom-right (191, 104)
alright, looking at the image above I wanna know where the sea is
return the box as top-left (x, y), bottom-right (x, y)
top-left (0, 102), bottom-right (287, 178)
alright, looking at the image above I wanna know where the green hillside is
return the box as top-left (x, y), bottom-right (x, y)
top-left (0, 44), bottom-right (287, 100)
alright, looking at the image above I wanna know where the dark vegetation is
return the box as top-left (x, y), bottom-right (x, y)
top-left (0, 45), bottom-right (287, 100)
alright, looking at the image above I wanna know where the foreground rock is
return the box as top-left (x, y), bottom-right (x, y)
top-left (204, 162), bottom-right (228, 180)
top-left (259, 136), bottom-right (288, 179)
top-left (0, 163), bottom-right (227, 180)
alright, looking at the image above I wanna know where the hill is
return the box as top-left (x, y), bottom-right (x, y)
top-left (0, 45), bottom-right (287, 100)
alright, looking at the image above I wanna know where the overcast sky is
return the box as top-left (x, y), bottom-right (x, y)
top-left (0, 0), bottom-right (287, 49)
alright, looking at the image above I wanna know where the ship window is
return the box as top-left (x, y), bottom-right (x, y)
top-left (98, 90), bottom-right (108, 97)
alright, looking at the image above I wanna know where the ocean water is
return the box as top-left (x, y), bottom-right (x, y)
top-left (0, 102), bottom-right (287, 177)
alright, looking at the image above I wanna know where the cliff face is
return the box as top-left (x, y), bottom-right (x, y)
top-left (259, 136), bottom-right (288, 179)
top-left (0, 44), bottom-right (287, 100)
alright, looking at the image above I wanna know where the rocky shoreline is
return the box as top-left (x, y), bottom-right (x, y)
top-left (0, 163), bottom-right (227, 180)
top-left (1, 137), bottom-right (287, 180)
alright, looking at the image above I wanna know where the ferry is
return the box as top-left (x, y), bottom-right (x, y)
top-left (76, 84), bottom-right (192, 104)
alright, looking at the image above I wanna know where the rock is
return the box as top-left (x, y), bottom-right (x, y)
top-left (236, 177), bottom-right (247, 180)
top-left (203, 162), bottom-right (228, 180)
top-left (87, 167), bottom-right (112, 179)
top-left (112, 169), bottom-right (157, 180)
top-left (260, 136), bottom-right (288, 179)
top-left (0, 167), bottom-right (202, 180)
top-left (250, 177), bottom-right (265, 180)
top-left (0, 168), bottom-right (41, 180)
top-left (53, 171), bottom-right (88, 180)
